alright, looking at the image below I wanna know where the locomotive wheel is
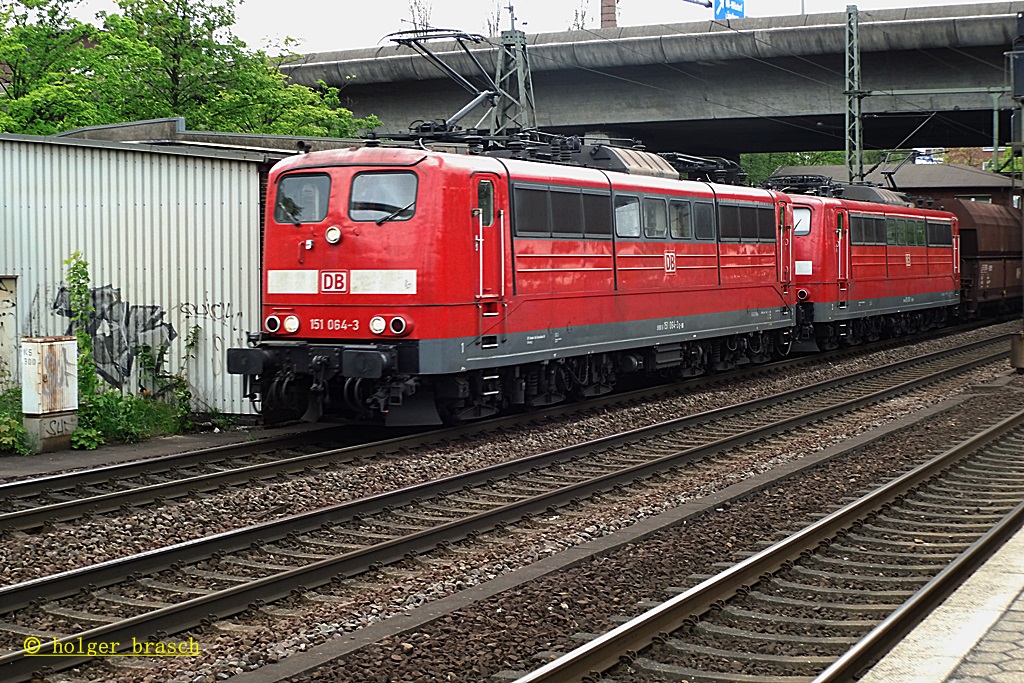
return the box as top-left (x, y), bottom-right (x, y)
top-left (258, 373), bottom-right (308, 426)
top-left (436, 399), bottom-right (465, 426)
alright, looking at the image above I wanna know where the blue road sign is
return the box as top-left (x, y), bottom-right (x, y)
top-left (715, 0), bottom-right (745, 20)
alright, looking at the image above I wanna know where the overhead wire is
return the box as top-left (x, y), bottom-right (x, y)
top-left (397, 9), bottom-right (1009, 156)
top-left (561, 26), bottom-right (851, 145)
top-left (699, 12), bottom-right (1008, 143)
top-left (563, 13), bottom-right (1007, 150)
top-left (855, 8), bottom-right (1011, 140)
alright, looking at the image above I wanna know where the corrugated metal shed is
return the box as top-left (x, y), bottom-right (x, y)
top-left (0, 133), bottom-right (281, 415)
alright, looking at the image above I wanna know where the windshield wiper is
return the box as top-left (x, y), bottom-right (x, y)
top-left (376, 200), bottom-right (416, 225)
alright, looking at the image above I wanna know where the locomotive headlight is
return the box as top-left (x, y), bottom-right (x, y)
top-left (369, 316), bottom-right (387, 335)
top-left (265, 315), bottom-right (281, 333)
top-left (389, 316), bottom-right (408, 335)
top-left (325, 225), bottom-right (342, 244)
top-left (283, 315), bottom-right (300, 333)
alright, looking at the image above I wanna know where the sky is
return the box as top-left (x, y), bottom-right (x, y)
top-left (70, 0), bottom-right (998, 55)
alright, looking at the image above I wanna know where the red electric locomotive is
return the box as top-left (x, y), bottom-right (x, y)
top-left (785, 185), bottom-right (960, 349)
top-left (227, 143), bottom-right (798, 425)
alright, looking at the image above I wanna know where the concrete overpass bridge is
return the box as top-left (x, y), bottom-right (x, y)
top-left (282, 3), bottom-right (1022, 158)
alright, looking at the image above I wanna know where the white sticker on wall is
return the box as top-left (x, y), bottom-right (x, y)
top-left (795, 260), bottom-right (813, 275)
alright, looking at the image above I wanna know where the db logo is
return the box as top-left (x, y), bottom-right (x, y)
top-left (664, 251), bottom-right (677, 274)
top-left (321, 270), bottom-right (348, 292)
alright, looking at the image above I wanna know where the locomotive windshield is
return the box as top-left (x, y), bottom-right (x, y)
top-left (275, 174), bottom-right (330, 225)
top-left (349, 172), bottom-right (418, 223)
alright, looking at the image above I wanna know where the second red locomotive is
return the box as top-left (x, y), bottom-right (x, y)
top-left (787, 188), bottom-right (960, 349)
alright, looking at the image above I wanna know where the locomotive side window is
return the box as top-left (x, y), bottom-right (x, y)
top-left (856, 216), bottom-right (885, 245)
top-left (614, 195), bottom-right (641, 238)
top-left (669, 200), bottom-right (692, 239)
top-left (740, 207), bottom-right (759, 241)
top-left (720, 204), bottom-right (775, 242)
top-left (643, 197), bottom-right (668, 239)
top-left (899, 219), bottom-right (912, 246)
top-left (582, 192), bottom-right (612, 238)
top-left (871, 217), bottom-right (886, 244)
top-left (793, 207), bottom-right (811, 236)
top-left (275, 173), bottom-right (331, 224)
top-left (718, 205), bottom-right (741, 241)
top-left (551, 190), bottom-right (584, 236)
top-left (911, 219), bottom-right (926, 246)
top-left (851, 215), bottom-right (865, 244)
top-left (927, 221), bottom-right (953, 246)
top-left (477, 180), bottom-right (494, 227)
top-left (694, 202), bottom-right (716, 240)
top-left (513, 186), bottom-right (611, 239)
top-left (513, 187), bottom-right (550, 236)
top-left (885, 218), bottom-right (897, 245)
top-left (757, 207), bottom-right (776, 241)
top-left (349, 172), bottom-right (417, 223)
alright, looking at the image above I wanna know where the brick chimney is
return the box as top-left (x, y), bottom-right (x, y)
top-left (601, 0), bottom-right (617, 28)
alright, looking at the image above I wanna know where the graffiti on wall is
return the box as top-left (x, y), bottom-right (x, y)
top-left (52, 284), bottom-right (177, 389)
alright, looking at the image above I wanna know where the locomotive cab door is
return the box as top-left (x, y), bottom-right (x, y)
top-left (473, 173), bottom-right (507, 347)
top-left (836, 209), bottom-right (850, 309)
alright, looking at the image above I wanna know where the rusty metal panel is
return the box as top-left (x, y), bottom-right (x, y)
top-left (20, 337), bottom-right (77, 414)
top-left (0, 135), bottom-right (266, 415)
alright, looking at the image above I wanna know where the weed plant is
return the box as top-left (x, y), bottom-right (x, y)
top-left (0, 388), bottom-right (32, 455)
top-left (1, 254), bottom-right (227, 455)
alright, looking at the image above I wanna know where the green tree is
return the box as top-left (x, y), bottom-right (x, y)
top-left (0, 0), bottom-right (379, 136)
top-left (0, 0), bottom-right (103, 133)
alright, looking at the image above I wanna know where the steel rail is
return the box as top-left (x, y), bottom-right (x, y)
top-left (510, 407), bottom-right (1024, 683)
top-left (0, 341), bottom-right (1010, 681)
top-left (0, 427), bottom-right (346, 498)
top-left (0, 337), bottom-right (1006, 615)
top-left (0, 327), bottom-right (1007, 533)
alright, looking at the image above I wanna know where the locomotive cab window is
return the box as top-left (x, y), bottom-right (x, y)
top-left (349, 171), bottom-right (418, 223)
top-left (477, 180), bottom-right (494, 227)
top-left (275, 173), bottom-right (331, 224)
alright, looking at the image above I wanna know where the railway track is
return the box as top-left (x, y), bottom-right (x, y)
top-left (0, 334), bottom-right (1010, 681)
top-left (0, 325), bottom-right (1008, 533)
top-left (511, 407), bottom-right (1024, 683)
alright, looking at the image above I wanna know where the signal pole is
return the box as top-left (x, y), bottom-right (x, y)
top-left (845, 5), bottom-right (865, 183)
top-left (491, 4), bottom-right (537, 136)
top-left (1012, 11), bottom-right (1024, 371)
